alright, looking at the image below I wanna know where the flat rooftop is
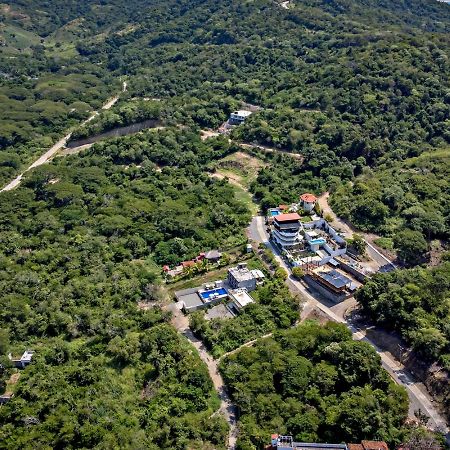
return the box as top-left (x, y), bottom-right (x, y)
top-left (179, 292), bottom-right (203, 309)
top-left (232, 110), bottom-right (252, 117)
top-left (316, 269), bottom-right (352, 289)
top-left (228, 265), bottom-right (254, 282)
top-left (229, 289), bottom-right (254, 308)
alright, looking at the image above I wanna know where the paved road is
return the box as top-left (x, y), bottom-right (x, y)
top-left (1, 83), bottom-right (126, 193)
top-left (249, 215), bottom-right (449, 438)
top-left (168, 303), bottom-right (238, 449)
top-left (317, 192), bottom-right (396, 272)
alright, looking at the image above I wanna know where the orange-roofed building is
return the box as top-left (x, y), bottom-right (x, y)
top-left (300, 193), bottom-right (318, 212)
top-left (182, 260), bottom-right (196, 268)
top-left (278, 204), bottom-right (289, 211)
top-left (274, 212), bottom-right (301, 222)
top-left (272, 213), bottom-right (303, 249)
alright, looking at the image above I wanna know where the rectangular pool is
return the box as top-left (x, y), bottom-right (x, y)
top-left (199, 288), bottom-right (228, 300)
top-left (270, 209), bottom-right (280, 217)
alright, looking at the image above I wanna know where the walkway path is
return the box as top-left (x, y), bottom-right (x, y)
top-left (1, 82), bottom-right (126, 193)
top-left (219, 332), bottom-right (274, 361)
top-left (167, 303), bottom-right (238, 449)
top-left (250, 215), bottom-right (449, 439)
top-left (318, 192), bottom-right (396, 271)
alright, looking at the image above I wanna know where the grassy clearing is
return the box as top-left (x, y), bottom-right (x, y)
top-left (374, 237), bottom-right (394, 250)
top-left (0, 24), bottom-right (40, 53)
top-left (168, 256), bottom-right (265, 293)
top-left (233, 185), bottom-right (259, 215)
top-left (216, 151), bottom-right (265, 189)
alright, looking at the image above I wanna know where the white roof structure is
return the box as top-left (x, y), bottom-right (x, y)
top-left (250, 269), bottom-right (265, 280)
top-left (229, 289), bottom-right (255, 310)
top-left (233, 110), bottom-right (252, 117)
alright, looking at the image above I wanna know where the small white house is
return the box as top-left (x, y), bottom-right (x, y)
top-left (229, 110), bottom-right (252, 125)
top-left (300, 193), bottom-right (317, 212)
top-left (229, 288), bottom-right (255, 312)
top-left (9, 350), bottom-right (34, 369)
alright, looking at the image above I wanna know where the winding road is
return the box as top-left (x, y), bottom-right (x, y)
top-left (1, 82), bottom-right (127, 193)
top-left (249, 215), bottom-right (449, 440)
top-left (167, 303), bottom-right (238, 449)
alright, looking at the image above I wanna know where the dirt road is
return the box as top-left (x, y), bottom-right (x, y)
top-left (239, 142), bottom-right (303, 160)
top-left (168, 303), bottom-right (238, 449)
top-left (1, 84), bottom-right (126, 193)
top-left (250, 215), bottom-right (449, 438)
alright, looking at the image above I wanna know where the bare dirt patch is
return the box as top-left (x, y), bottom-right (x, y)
top-left (215, 151), bottom-right (266, 189)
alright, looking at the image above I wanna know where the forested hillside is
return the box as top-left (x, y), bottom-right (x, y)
top-left (0, 0), bottom-right (450, 243)
top-left (1, 0), bottom-right (450, 447)
top-left (220, 321), bottom-right (409, 448)
top-left (0, 129), bottom-right (247, 448)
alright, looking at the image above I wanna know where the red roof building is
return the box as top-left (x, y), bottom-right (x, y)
top-left (273, 212), bottom-right (301, 223)
top-left (182, 260), bottom-right (196, 268)
top-left (162, 265), bottom-right (170, 272)
top-left (300, 193), bottom-right (317, 203)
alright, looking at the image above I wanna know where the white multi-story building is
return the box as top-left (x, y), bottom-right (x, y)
top-left (271, 213), bottom-right (304, 249)
top-left (229, 110), bottom-right (252, 125)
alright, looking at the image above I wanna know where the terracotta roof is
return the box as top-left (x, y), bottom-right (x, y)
top-left (182, 260), bottom-right (195, 267)
top-left (361, 441), bottom-right (388, 450)
top-left (163, 265), bottom-right (170, 271)
top-left (300, 193), bottom-right (317, 203)
top-left (274, 213), bottom-right (301, 222)
top-left (278, 204), bottom-right (289, 211)
top-left (348, 445), bottom-right (364, 450)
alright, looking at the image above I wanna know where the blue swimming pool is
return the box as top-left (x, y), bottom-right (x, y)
top-left (270, 209), bottom-right (280, 217)
top-left (199, 288), bottom-right (227, 300)
top-left (309, 238), bottom-right (326, 245)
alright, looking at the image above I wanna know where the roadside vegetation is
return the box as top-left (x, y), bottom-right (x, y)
top-left (220, 321), bottom-right (410, 449)
top-left (356, 261), bottom-right (450, 420)
top-left (0, 129), bottom-right (249, 447)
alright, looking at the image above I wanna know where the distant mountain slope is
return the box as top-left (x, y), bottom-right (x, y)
top-left (317, 0), bottom-right (450, 31)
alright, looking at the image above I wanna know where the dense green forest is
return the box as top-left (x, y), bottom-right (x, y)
top-left (1, 0), bottom-right (450, 447)
top-left (356, 261), bottom-right (450, 417)
top-left (357, 261), bottom-right (450, 364)
top-left (220, 321), bottom-right (409, 449)
top-left (0, 129), bottom-right (249, 448)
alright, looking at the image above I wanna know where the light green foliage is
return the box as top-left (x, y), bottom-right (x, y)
top-left (331, 150), bottom-right (449, 253)
top-left (0, 129), bottom-right (251, 448)
top-left (292, 266), bottom-right (305, 279)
